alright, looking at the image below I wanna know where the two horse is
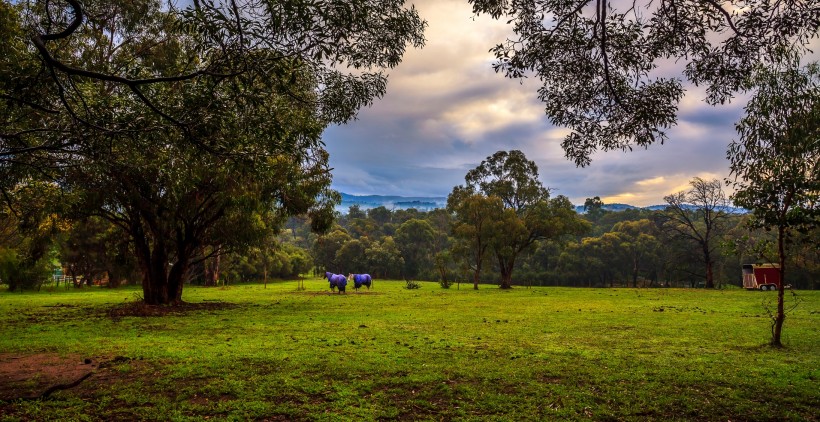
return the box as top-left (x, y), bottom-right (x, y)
top-left (324, 272), bottom-right (372, 293)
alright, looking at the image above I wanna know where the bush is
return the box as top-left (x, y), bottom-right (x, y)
top-left (0, 247), bottom-right (52, 291)
top-left (404, 279), bottom-right (421, 290)
top-left (439, 279), bottom-right (452, 289)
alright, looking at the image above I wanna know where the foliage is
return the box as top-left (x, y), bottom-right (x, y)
top-left (60, 216), bottom-right (138, 287)
top-left (729, 62), bottom-right (820, 235)
top-left (364, 236), bottom-right (404, 279)
top-left (447, 190), bottom-right (503, 289)
top-left (662, 178), bottom-right (731, 288)
top-left (403, 279), bottom-right (421, 289)
top-left (727, 61), bottom-right (820, 346)
top-left (303, 185), bottom-right (818, 289)
top-left (395, 219), bottom-right (435, 279)
top-left (312, 227), bottom-right (353, 274)
top-left (0, 182), bottom-right (64, 291)
top-left (451, 150), bottom-right (590, 288)
top-left (0, 0), bottom-right (425, 305)
top-left (469, 0), bottom-right (820, 166)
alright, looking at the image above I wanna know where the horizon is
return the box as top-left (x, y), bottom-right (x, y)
top-left (334, 191), bottom-right (746, 212)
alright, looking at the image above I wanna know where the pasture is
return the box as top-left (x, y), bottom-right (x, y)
top-left (0, 280), bottom-right (817, 421)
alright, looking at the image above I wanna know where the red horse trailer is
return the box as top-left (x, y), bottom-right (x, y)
top-left (742, 264), bottom-right (781, 290)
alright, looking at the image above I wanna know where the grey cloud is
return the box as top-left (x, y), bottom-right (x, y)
top-left (325, 0), bottom-right (757, 207)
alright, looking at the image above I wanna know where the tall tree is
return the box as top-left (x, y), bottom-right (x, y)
top-left (468, 0), bottom-right (819, 166)
top-left (312, 227), bottom-right (352, 275)
top-left (395, 218), bottom-right (435, 279)
top-left (447, 189), bottom-right (503, 289)
top-left (727, 62), bottom-right (820, 347)
top-left (611, 219), bottom-right (660, 287)
top-left (1, 1), bottom-right (426, 304)
top-left (662, 177), bottom-right (730, 288)
top-left (365, 236), bottom-right (403, 279)
top-left (457, 150), bottom-right (589, 288)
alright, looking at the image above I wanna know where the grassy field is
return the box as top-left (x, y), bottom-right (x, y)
top-left (0, 280), bottom-right (817, 421)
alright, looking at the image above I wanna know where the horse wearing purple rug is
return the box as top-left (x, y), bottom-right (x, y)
top-left (348, 273), bottom-right (373, 291)
top-left (325, 272), bottom-right (337, 291)
top-left (325, 272), bottom-right (347, 293)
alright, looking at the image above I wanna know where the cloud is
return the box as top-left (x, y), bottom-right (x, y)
top-left (324, 0), bottom-right (771, 207)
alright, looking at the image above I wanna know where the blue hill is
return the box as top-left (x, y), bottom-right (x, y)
top-left (338, 193), bottom-right (447, 212)
top-left (338, 193), bottom-right (746, 214)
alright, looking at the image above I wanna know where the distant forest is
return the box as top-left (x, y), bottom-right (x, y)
top-left (3, 195), bottom-right (818, 291)
top-left (297, 204), bottom-right (819, 290)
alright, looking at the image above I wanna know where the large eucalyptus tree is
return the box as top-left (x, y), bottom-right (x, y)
top-left (450, 150), bottom-right (588, 288)
top-left (0, 0), bottom-right (426, 304)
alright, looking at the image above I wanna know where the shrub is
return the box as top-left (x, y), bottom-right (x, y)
top-left (404, 279), bottom-right (421, 290)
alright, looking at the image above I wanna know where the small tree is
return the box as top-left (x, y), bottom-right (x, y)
top-left (612, 219), bottom-right (661, 287)
top-left (662, 178), bottom-right (731, 288)
top-left (447, 190), bottom-right (503, 289)
top-left (727, 62), bottom-right (820, 347)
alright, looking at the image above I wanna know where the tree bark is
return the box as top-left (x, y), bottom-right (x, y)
top-left (498, 255), bottom-right (515, 289)
top-left (771, 225), bottom-right (786, 347)
top-left (204, 248), bottom-right (221, 287)
top-left (132, 225), bottom-right (191, 305)
top-left (705, 256), bottom-right (715, 288)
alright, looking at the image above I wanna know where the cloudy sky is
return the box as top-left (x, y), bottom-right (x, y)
top-left (323, 0), bottom-right (751, 207)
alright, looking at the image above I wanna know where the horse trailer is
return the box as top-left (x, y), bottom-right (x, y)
top-left (742, 264), bottom-right (781, 290)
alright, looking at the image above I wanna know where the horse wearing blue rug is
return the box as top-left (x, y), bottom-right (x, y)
top-left (348, 273), bottom-right (372, 291)
top-left (325, 272), bottom-right (347, 293)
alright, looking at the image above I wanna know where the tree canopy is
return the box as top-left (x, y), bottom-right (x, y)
top-left (0, 0), bottom-right (426, 304)
top-left (469, 0), bottom-right (820, 166)
top-left (450, 150), bottom-right (589, 288)
top-left (728, 61), bottom-right (820, 346)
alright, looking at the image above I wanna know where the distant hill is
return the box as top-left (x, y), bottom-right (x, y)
top-left (574, 203), bottom-right (747, 214)
top-left (338, 193), bottom-right (746, 214)
top-left (338, 193), bottom-right (447, 212)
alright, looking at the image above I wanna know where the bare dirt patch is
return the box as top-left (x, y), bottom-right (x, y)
top-left (106, 300), bottom-right (239, 320)
top-left (288, 290), bottom-right (384, 296)
top-left (0, 353), bottom-right (96, 401)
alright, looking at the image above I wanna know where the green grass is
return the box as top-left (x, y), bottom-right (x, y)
top-left (0, 280), bottom-right (818, 421)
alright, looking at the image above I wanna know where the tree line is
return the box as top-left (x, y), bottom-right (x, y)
top-left (8, 150), bottom-right (816, 293)
top-left (309, 174), bottom-right (819, 291)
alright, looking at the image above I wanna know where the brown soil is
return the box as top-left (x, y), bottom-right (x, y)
top-left (106, 300), bottom-right (239, 320)
top-left (0, 302), bottom-right (240, 402)
top-left (0, 353), bottom-right (96, 401)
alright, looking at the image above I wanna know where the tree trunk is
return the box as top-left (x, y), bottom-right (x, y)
top-left (632, 257), bottom-right (639, 288)
top-left (500, 271), bottom-right (513, 289)
top-left (704, 247), bottom-right (715, 288)
top-left (498, 255), bottom-right (514, 289)
top-left (473, 251), bottom-right (482, 290)
top-left (134, 233), bottom-right (191, 305)
top-left (771, 226), bottom-right (786, 347)
top-left (204, 247), bottom-right (221, 287)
